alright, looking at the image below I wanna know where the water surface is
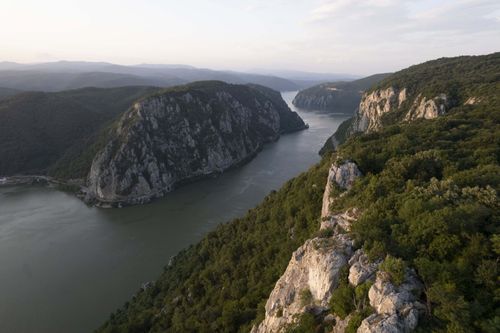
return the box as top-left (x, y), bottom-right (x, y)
top-left (0, 91), bottom-right (349, 332)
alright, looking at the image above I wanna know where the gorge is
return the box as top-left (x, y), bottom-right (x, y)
top-left (0, 91), bottom-right (349, 333)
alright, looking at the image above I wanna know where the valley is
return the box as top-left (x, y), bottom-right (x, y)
top-left (0, 92), bottom-right (349, 333)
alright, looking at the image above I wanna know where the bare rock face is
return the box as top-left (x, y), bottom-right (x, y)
top-left (320, 208), bottom-right (360, 232)
top-left (404, 94), bottom-right (448, 121)
top-left (252, 234), bottom-right (354, 333)
top-left (348, 249), bottom-right (380, 287)
top-left (85, 82), bottom-right (306, 206)
top-left (352, 88), bottom-right (406, 133)
top-left (339, 87), bottom-right (448, 141)
top-left (358, 270), bottom-right (424, 333)
top-left (321, 162), bottom-right (362, 218)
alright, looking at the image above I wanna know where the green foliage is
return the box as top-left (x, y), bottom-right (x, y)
top-left (330, 283), bottom-right (355, 319)
top-left (97, 158), bottom-right (330, 333)
top-left (0, 86), bottom-right (159, 177)
top-left (329, 93), bottom-right (499, 331)
top-left (299, 288), bottom-right (313, 307)
top-left (98, 54), bottom-right (499, 332)
top-left (380, 256), bottom-right (406, 286)
top-left (284, 313), bottom-right (319, 333)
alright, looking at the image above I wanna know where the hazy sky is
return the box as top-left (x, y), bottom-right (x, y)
top-left (1, 0), bottom-right (499, 75)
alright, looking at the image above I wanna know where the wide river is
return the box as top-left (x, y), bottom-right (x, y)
top-left (0, 91), bottom-right (349, 333)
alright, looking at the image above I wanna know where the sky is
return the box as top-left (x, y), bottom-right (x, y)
top-left (1, 0), bottom-right (499, 75)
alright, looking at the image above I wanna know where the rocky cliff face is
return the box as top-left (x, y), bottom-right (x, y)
top-left (350, 87), bottom-right (448, 134)
top-left (323, 86), bottom-right (450, 152)
top-left (253, 160), bottom-right (425, 333)
top-left (358, 271), bottom-right (424, 333)
top-left (85, 81), bottom-right (306, 206)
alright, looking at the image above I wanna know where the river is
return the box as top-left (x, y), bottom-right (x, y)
top-left (0, 91), bottom-right (349, 333)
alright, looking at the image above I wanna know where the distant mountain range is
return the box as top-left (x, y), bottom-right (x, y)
top-left (0, 61), bottom-right (354, 93)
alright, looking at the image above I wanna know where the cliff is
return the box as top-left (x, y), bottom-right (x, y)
top-left (292, 74), bottom-right (390, 113)
top-left (322, 53), bottom-right (499, 153)
top-left (252, 161), bottom-right (425, 333)
top-left (85, 81), bottom-right (306, 206)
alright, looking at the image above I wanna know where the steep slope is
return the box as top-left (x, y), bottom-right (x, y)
top-left (292, 74), bottom-right (390, 113)
top-left (322, 52), bottom-right (500, 152)
top-left (0, 86), bottom-right (160, 176)
top-left (96, 54), bottom-right (498, 333)
top-left (85, 81), bottom-right (306, 206)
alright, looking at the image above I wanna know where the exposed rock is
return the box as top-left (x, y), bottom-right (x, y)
top-left (327, 87), bottom-right (450, 150)
top-left (320, 208), bottom-right (360, 232)
top-left (358, 270), bottom-right (424, 333)
top-left (464, 96), bottom-right (480, 105)
top-left (348, 249), bottom-right (380, 287)
top-left (404, 94), bottom-right (448, 121)
top-left (351, 87), bottom-right (404, 133)
top-left (252, 234), bottom-right (354, 333)
top-left (85, 81), bottom-right (306, 206)
top-left (321, 162), bottom-right (362, 218)
top-left (331, 314), bottom-right (352, 333)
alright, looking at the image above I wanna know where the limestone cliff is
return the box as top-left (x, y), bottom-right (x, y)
top-left (253, 161), bottom-right (425, 332)
top-left (85, 81), bottom-right (306, 206)
top-left (323, 87), bottom-right (450, 152)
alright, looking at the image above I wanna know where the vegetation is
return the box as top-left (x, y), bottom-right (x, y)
top-left (0, 86), bottom-right (159, 177)
top-left (97, 159), bottom-right (329, 333)
top-left (98, 53), bottom-right (499, 332)
top-left (292, 73), bottom-right (390, 113)
top-left (379, 255), bottom-right (406, 286)
top-left (329, 98), bottom-right (499, 331)
top-left (322, 52), bottom-right (500, 151)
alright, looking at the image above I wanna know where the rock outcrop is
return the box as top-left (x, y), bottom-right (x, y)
top-left (351, 88), bottom-right (448, 134)
top-left (251, 234), bottom-right (354, 333)
top-left (254, 160), bottom-right (425, 333)
top-left (348, 249), bottom-right (380, 287)
top-left (321, 162), bottom-right (362, 218)
top-left (85, 81), bottom-right (306, 206)
top-left (358, 270), bottom-right (424, 333)
top-left (322, 86), bottom-right (451, 153)
top-left (253, 162), bottom-right (361, 333)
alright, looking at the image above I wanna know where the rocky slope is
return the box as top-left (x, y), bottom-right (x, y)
top-left (252, 161), bottom-right (425, 333)
top-left (85, 81), bottom-right (306, 206)
top-left (292, 74), bottom-right (390, 113)
top-left (322, 53), bottom-right (499, 152)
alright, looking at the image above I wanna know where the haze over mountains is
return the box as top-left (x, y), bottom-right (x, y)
top-left (0, 61), bottom-right (357, 93)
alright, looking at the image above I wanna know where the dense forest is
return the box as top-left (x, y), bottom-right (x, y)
top-left (0, 86), bottom-right (159, 177)
top-left (97, 54), bottom-right (499, 332)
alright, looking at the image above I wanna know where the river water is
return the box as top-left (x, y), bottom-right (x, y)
top-left (0, 91), bottom-right (349, 333)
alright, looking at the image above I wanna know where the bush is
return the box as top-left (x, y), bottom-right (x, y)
top-left (380, 256), bottom-right (406, 286)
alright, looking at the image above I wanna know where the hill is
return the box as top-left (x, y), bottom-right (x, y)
top-left (322, 52), bottom-right (500, 152)
top-left (292, 73), bottom-right (391, 113)
top-left (0, 61), bottom-right (301, 92)
top-left (84, 81), bottom-right (306, 206)
top-left (96, 53), bottom-right (499, 333)
top-left (0, 86), bottom-right (160, 176)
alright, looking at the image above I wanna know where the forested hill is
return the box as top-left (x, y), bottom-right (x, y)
top-left (0, 86), bottom-right (160, 176)
top-left (322, 52), bottom-right (500, 152)
top-left (292, 73), bottom-right (390, 113)
top-left (96, 54), bottom-right (499, 332)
